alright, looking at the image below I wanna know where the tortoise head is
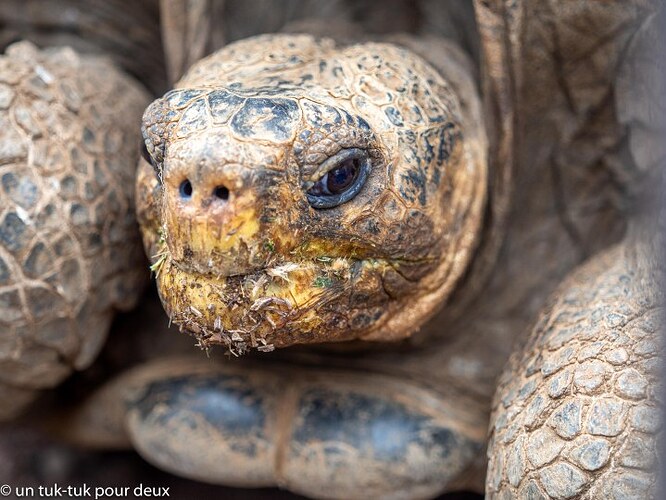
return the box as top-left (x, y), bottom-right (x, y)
top-left (137, 34), bottom-right (487, 352)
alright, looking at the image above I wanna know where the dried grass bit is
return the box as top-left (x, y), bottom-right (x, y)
top-left (266, 262), bottom-right (301, 282)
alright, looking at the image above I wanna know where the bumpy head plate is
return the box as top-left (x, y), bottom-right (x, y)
top-left (137, 34), bottom-right (487, 352)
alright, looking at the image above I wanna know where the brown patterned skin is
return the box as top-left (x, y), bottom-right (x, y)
top-left (138, 34), bottom-right (487, 351)
top-left (0, 41), bottom-right (149, 419)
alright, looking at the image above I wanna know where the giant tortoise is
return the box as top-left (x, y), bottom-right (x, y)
top-left (0, 1), bottom-right (662, 498)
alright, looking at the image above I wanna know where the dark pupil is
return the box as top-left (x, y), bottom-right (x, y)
top-left (327, 159), bottom-right (357, 194)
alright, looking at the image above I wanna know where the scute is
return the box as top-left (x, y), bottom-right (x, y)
top-left (208, 89), bottom-right (246, 124)
top-left (230, 96), bottom-right (302, 143)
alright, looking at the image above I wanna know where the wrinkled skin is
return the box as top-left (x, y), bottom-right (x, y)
top-left (0, 0), bottom-right (663, 499)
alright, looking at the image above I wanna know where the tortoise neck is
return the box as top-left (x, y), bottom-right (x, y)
top-left (386, 34), bottom-right (501, 323)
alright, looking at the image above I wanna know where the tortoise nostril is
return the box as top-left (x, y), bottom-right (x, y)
top-left (213, 185), bottom-right (229, 201)
top-left (179, 179), bottom-right (193, 199)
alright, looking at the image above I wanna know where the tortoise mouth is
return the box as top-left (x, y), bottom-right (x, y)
top-left (152, 247), bottom-right (397, 353)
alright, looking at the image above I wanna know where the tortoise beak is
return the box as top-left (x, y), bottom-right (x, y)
top-left (158, 134), bottom-right (295, 278)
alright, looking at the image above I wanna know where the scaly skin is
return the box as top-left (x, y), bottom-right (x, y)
top-left (487, 235), bottom-right (661, 499)
top-left (138, 34), bottom-right (488, 351)
top-left (0, 42), bottom-right (149, 419)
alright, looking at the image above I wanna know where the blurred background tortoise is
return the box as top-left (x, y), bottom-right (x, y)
top-left (0, 1), bottom-right (662, 499)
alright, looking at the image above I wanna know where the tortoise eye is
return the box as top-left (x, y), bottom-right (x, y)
top-left (306, 148), bottom-right (370, 209)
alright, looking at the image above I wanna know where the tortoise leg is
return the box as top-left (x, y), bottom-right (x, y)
top-left (113, 356), bottom-right (485, 498)
top-left (0, 41), bottom-right (149, 419)
top-left (486, 236), bottom-right (661, 499)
